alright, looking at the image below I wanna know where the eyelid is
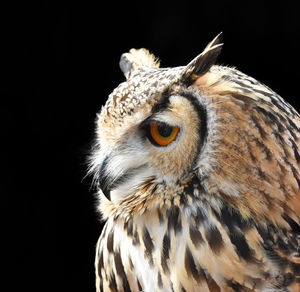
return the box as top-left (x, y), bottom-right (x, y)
top-left (139, 117), bottom-right (153, 130)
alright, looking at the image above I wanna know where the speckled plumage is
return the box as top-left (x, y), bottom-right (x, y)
top-left (90, 34), bottom-right (300, 291)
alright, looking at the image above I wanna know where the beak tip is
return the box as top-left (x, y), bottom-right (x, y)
top-left (100, 183), bottom-right (111, 200)
top-left (98, 156), bottom-right (111, 200)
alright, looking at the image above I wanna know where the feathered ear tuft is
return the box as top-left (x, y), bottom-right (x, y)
top-left (180, 32), bottom-right (223, 85)
top-left (119, 48), bottom-right (160, 79)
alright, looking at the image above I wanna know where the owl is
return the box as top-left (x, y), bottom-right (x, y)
top-left (89, 33), bottom-right (300, 291)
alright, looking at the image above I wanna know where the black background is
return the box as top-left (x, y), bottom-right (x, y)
top-left (3, 1), bottom-right (300, 291)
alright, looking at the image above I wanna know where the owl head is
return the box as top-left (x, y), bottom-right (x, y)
top-left (90, 33), bottom-right (300, 226)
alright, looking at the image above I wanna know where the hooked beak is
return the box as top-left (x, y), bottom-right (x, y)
top-left (98, 156), bottom-right (111, 200)
top-left (98, 154), bottom-right (147, 201)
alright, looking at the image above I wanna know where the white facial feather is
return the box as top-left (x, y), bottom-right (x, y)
top-left (109, 168), bottom-right (156, 201)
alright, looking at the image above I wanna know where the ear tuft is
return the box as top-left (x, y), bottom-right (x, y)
top-left (119, 48), bottom-right (160, 79)
top-left (180, 32), bottom-right (223, 85)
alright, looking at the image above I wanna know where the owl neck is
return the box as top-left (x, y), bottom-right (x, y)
top-left (98, 173), bottom-right (294, 235)
top-left (98, 175), bottom-right (240, 223)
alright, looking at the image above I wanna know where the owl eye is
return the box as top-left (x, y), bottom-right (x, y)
top-left (148, 121), bottom-right (180, 146)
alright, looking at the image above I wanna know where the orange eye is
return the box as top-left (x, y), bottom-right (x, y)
top-left (149, 121), bottom-right (180, 146)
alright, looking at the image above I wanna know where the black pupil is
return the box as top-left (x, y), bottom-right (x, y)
top-left (156, 122), bottom-right (173, 137)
